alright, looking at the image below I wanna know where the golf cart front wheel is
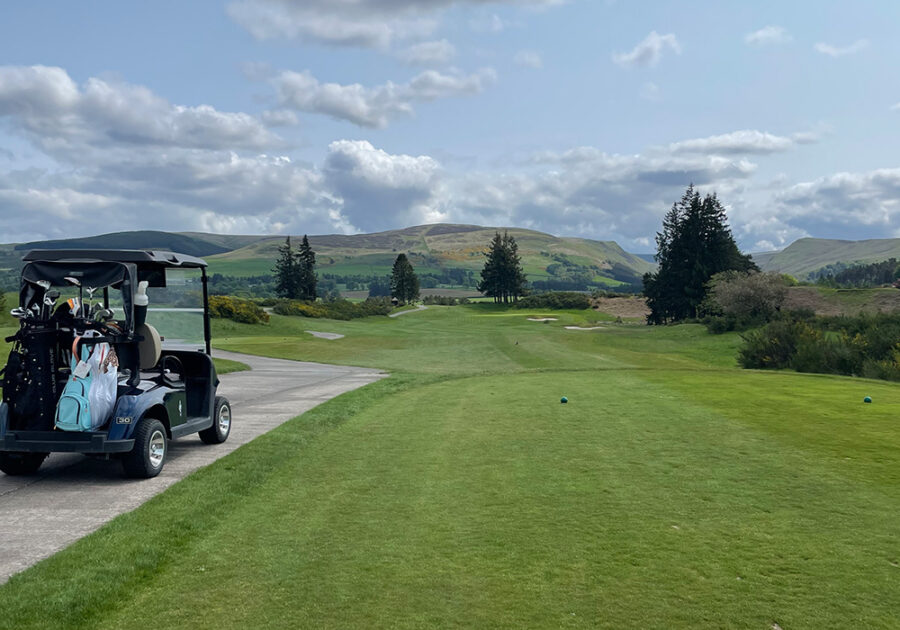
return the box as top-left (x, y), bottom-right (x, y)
top-left (199, 396), bottom-right (231, 445)
top-left (0, 451), bottom-right (48, 476)
top-left (122, 417), bottom-right (167, 478)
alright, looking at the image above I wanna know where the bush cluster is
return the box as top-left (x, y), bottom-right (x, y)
top-left (272, 297), bottom-right (393, 320)
top-left (208, 295), bottom-right (270, 324)
top-left (739, 312), bottom-right (900, 381)
top-left (514, 292), bottom-right (591, 310)
top-left (421, 295), bottom-right (470, 306)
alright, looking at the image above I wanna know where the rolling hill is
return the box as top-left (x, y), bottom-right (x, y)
top-left (204, 224), bottom-right (656, 287)
top-left (752, 237), bottom-right (900, 279)
top-left (0, 225), bottom-right (655, 292)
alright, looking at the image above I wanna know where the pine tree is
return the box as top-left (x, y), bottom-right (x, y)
top-left (477, 231), bottom-right (528, 303)
top-left (296, 235), bottom-right (317, 301)
top-left (391, 254), bottom-right (420, 304)
top-left (644, 185), bottom-right (757, 324)
top-left (502, 232), bottom-right (528, 303)
top-left (477, 232), bottom-right (505, 303)
top-left (273, 236), bottom-right (298, 299)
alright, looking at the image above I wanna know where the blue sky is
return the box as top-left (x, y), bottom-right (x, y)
top-left (1, 0), bottom-right (898, 252)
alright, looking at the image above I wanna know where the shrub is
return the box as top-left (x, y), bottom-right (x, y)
top-left (208, 295), bottom-right (270, 324)
top-left (515, 292), bottom-right (590, 310)
top-left (738, 319), bottom-right (811, 369)
top-left (272, 297), bottom-right (392, 320)
top-left (737, 311), bottom-right (900, 382)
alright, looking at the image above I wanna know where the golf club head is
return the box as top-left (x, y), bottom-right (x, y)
top-left (36, 280), bottom-right (51, 291)
top-left (93, 308), bottom-right (113, 322)
top-left (10, 307), bottom-right (26, 319)
top-left (64, 276), bottom-right (81, 288)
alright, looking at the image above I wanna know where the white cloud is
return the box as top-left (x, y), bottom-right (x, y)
top-left (613, 31), bottom-right (681, 68)
top-left (227, 0), bottom-right (562, 49)
top-left (470, 13), bottom-right (506, 33)
top-left (745, 25), bottom-right (791, 46)
top-left (323, 140), bottom-right (444, 232)
top-left (667, 130), bottom-right (813, 155)
top-left (774, 167), bottom-right (900, 238)
top-left (513, 50), bottom-right (543, 69)
top-left (0, 65), bottom-right (280, 156)
top-left (814, 39), bottom-right (868, 57)
top-left (398, 39), bottom-right (456, 65)
top-left (273, 67), bottom-right (496, 128)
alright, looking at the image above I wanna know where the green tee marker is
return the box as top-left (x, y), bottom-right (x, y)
top-left (864, 396), bottom-right (872, 403)
top-left (560, 396), bottom-right (568, 404)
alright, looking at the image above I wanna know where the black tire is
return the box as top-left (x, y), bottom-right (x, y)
top-left (0, 451), bottom-right (47, 476)
top-left (199, 396), bottom-right (231, 445)
top-left (122, 417), bottom-right (167, 478)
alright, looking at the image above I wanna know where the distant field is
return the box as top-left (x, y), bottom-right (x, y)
top-left (3, 305), bottom-right (899, 627)
top-left (785, 286), bottom-right (900, 315)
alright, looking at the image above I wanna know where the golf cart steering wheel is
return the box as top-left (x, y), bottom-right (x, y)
top-left (159, 355), bottom-right (184, 387)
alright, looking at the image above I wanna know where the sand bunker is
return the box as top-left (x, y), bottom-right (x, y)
top-left (528, 317), bottom-right (558, 322)
top-left (564, 326), bottom-right (606, 331)
top-left (306, 331), bottom-right (345, 340)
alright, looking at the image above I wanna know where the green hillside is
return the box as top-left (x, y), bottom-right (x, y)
top-left (206, 224), bottom-right (656, 287)
top-left (14, 230), bottom-right (268, 258)
top-left (753, 237), bottom-right (900, 279)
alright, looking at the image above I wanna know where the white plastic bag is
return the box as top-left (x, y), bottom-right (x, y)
top-left (87, 342), bottom-right (118, 428)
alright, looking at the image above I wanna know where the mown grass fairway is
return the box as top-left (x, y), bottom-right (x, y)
top-left (1, 306), bottom-right (899, 628)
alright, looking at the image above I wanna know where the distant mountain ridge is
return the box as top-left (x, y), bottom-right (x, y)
top-left (752, 237), bottom-right (900, 279)
top-left (0, 224), bottom-right (656, 291)
top-left (8, 228), bottom-right (900, 288)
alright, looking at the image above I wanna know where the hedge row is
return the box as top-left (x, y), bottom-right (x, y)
top-left (514, 292), bottom-right (591, 310)
top-left (272, 297), bottom-right (393, 320)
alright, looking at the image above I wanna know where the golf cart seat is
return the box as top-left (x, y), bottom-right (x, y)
top-left (135, 323), bottom-right (184, 388)
top-left (137, 323), bottom-right (161, 370)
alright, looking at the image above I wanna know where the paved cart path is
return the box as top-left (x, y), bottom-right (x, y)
top-left (0, 351), bottom-right (387, 584)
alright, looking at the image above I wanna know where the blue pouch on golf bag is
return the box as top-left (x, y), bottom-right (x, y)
top-left (55, 339), bottom-right (94, 432)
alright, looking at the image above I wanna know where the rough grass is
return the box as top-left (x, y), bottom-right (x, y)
top-left (1, 305), bottom-right (898, 628)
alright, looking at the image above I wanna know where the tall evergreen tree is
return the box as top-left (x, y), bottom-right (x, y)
top-left (644, 185), bottom-right (756, 324)
top-left (390, 254), bottom-right (420, 304)
top-left (477, 231), bottom-right (528, 303)
top-left (297, 235), bottom-right (317, 301)
top-left (273, 236), bottom-right (298, 299)
top-left (502, 232), bottom-right (528, 303)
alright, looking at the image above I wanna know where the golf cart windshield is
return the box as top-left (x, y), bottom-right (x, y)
top-left (145, 268), bottom-right (205, 352)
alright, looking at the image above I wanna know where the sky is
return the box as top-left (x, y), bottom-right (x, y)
top-left (0, 0), bottom-right (898, 253)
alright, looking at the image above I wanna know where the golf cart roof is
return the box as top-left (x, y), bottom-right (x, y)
top-left (22, 249), bottom-right (208, 269)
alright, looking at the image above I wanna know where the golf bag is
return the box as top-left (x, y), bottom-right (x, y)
top-left (3, 329), bottom-right (59, 431)
top-left (55, 339), bottom-right (95, 432)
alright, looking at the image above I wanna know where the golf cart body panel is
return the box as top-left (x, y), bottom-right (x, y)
top-left (0, 249), bottom-right (228, 476)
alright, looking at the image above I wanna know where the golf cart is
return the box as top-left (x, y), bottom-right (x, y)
top-left (0, 250), bottom-right (231, 478)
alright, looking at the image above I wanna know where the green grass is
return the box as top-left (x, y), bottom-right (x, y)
top-left (2, 305), bottom-right (899, 628)
top-left (212, 357), bottom-right (250, 375)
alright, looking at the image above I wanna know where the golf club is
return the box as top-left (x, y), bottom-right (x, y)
top-left (44, 289), bottom-right (60, 320)
top-left (10, 307), bottom-right (26, 319)
top-left (85, 286), bottom-right (97, 320)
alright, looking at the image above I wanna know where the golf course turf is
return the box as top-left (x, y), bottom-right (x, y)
top-left (1, 305), bottom-right (898, 628)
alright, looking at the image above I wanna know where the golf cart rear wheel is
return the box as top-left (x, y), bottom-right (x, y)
top-left (199, 396), bottom-right (231, 445)
top-left (0, 451), bottom-right (48, 476)
top-left (122, 417), bottom-right (167, 478)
